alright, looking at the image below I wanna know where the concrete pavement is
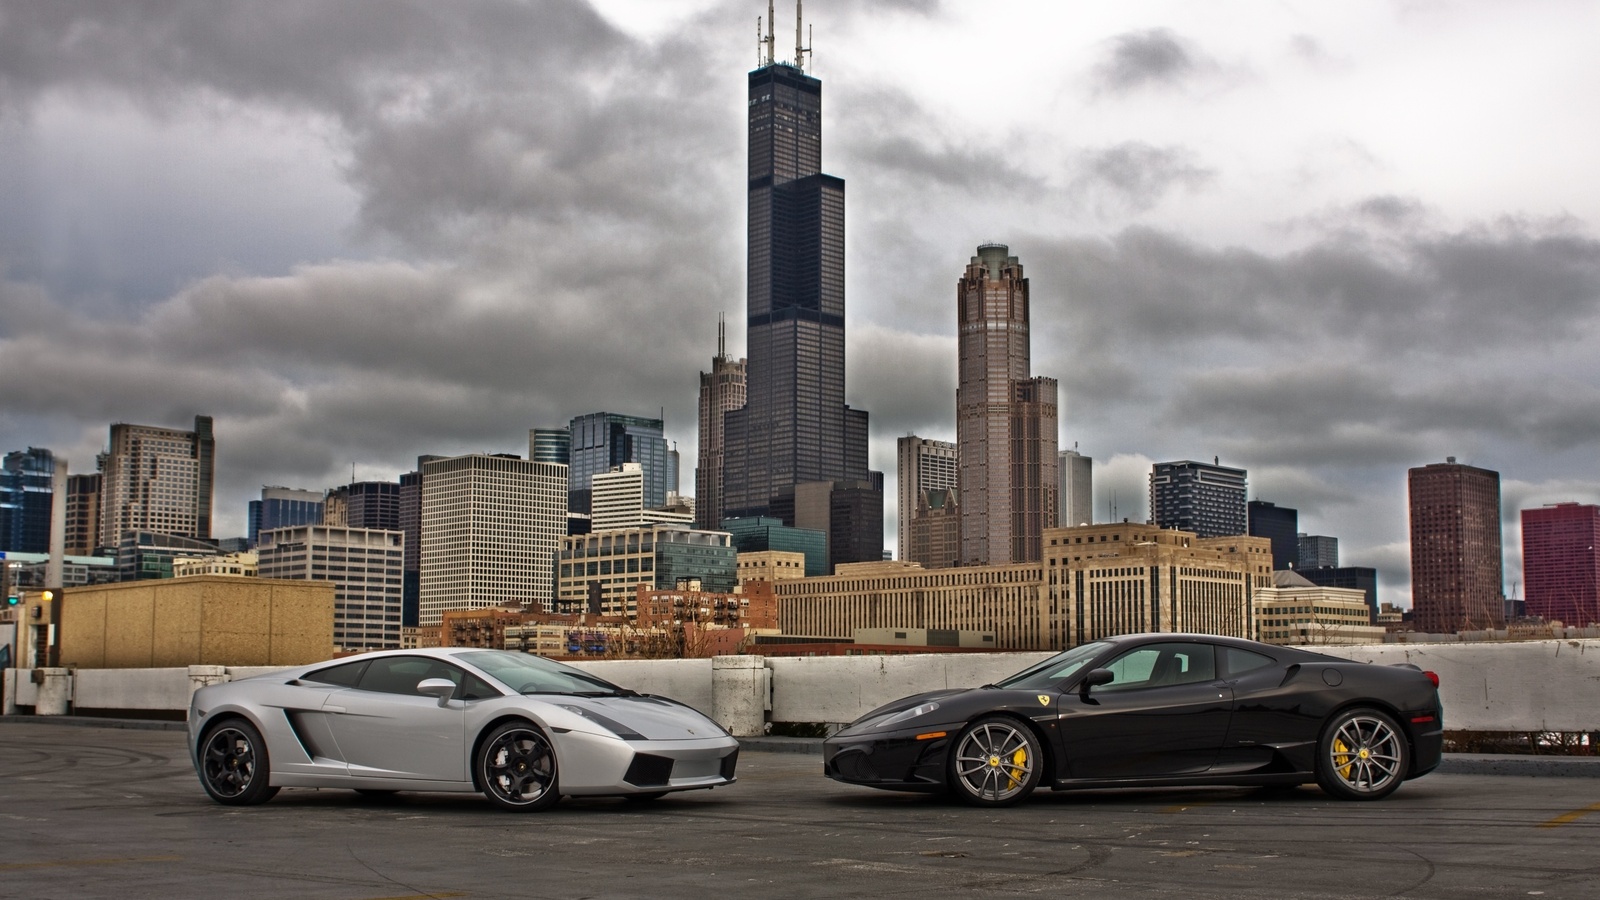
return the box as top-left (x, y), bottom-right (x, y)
top-left (4, 720), bottom-right (1600, 898)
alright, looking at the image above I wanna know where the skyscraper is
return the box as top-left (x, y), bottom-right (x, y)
top-left (1408, 457), bottom-right (1504, 633)
top-left (897, 436), bottom-right (957, 562)
top-left (1247, 500), bottom-right (1299, 570)
top-left (1150, 460), bottom-right (1247, 539)
top-left (98, 415), bottom-right (215, 549)
top-left (258, 524), bottom-right (403, 651)
top-left (64, 472), bottom-right (101, 556)
top-left (418, 454), bottom-right (567, 625)
top-left (956, 244), bottom-right (1059, 565)
top-left (247, 486), bottom-right (323, 547)
top-left (1058, 447), bottom-right (1093, 528)
top-left (1298, 533), bottom-right (1340, 569)
top-left (1, 448), bottom-right (56, 554)
top-left (1520, 502), bottom-right (1600, 627)
top-left (696, 319), bottom-right (748, 530)
top-left (720, 11), bottom-right (880, 545)
top-left (567, 412), bottom-right (668, 515)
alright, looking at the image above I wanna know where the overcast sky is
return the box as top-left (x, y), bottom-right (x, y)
top-left (4, 1), bottom-right (1599, 609)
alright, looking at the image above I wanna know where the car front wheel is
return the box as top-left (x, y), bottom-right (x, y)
top-left (1316, 708), bottom-right (1409, 801)
top-left (199, 719), bottom-right (279, 806)
top-left (478, 722), bottom-right (560, 812)
top-left (948, 716), bottom-right (1043, 807)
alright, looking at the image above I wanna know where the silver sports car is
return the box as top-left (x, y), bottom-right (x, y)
top-left (188, 648), bottom-right (739, 811)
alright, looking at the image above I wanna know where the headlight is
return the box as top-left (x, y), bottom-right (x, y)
top-left (871, 701), bottom-right (941, 730)
top-left (558, 705), bottom-right (646, 741)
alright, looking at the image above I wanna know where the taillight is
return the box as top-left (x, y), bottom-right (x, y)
top-left (1422, 670), bottom-right (1439, 688)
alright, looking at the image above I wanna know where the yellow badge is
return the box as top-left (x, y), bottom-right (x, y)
top-left (1037, 695), bottom-right (1051, 706)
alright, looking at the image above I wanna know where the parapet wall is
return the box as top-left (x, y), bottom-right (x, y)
top-left (5, 639), bottom-right (1598, 736)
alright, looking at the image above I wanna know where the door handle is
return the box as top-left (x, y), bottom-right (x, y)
top-left (324, 705), bottom-right (347, 714)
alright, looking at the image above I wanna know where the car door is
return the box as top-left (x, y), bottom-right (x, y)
top-left (1212, 645), bottom-right (1320, 773)
top-left (1058, 641), bottom-right (1233, 779)
top-left (323, 655), bottom-right (469, 783)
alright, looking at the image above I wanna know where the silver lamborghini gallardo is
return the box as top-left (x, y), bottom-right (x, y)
top-left (188, 648), bottom-right (738, 811)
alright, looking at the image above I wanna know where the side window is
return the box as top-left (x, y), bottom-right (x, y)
top-left (460, 673), bottom-right (503, 701)
top-left (303, 660), bottom-right (367, 686)
top-left (1099, 643), bottom-right (1216, 691)
top-left (356, 657), bottom-right (463, 696)
top-left (1100, 648), bottom-right (1161, 691)
top-left (1223, 647), bottom-right (1276, 678)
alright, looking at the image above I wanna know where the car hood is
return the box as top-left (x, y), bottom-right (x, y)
top-left (844, 688), bottom-right (969, 730)
top-left (555, 694), bottom-right (726, 741)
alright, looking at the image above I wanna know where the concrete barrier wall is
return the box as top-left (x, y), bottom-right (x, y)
top-left (10, 639), bottom-right (1600, 734)
top-left (1314, 641), bottom-right (1600, 732)
top-left (570, 658), bottom-right (716, 716)
top-left (767, 652), bottom-right (1051, 724)
top-left (74, 668), bottom-right (193, 710)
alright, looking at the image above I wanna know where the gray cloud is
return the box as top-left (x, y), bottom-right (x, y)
top-left (1068, 142), bottom-right (1214, 217)
top-left (1091, 28), bottom-right (1203, 95)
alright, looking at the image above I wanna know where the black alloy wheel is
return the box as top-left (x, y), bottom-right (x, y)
top-left (199, 719), bottom-right (280, 806)
top-left (1316, 707), bottom-right (1410, 801)
top-left (948, 716), bottom-right (1043, 807)
top-left (479, 722), bottom-right (560, 812)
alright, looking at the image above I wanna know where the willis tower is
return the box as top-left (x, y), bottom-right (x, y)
top-left (721, 3), bottom-right (882, 569)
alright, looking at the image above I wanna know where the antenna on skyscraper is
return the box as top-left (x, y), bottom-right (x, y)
top-left (764, 1), bottom-right (776, 66)
top-left (717, 312), bottom-right (727, 361)
top-left (795, 1), bottom-right (811, 72)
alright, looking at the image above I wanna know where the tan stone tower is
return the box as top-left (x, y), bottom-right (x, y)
top-left (956, 244), bottom-right (1058, 565)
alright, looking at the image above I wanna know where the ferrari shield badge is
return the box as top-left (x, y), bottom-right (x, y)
top-left (1037, 694), bottom-right (1051, 706)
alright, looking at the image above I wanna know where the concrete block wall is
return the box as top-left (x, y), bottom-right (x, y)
top-left (8, 639), bottom-right (1600, 737)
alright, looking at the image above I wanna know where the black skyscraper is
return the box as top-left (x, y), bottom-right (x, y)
top-left (721, 16), bottom-right (879, 564)
top-left (1247, 500), bottom-right (1298, 570)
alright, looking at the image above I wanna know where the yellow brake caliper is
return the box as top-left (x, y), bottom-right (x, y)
top-left (1333, 738), bottom-right (1354, 779)
top-left (1005, 747), bottom-right (1028, 790)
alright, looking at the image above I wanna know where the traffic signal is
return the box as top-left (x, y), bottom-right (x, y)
top-left (4, 593), bottom-right (18, 607)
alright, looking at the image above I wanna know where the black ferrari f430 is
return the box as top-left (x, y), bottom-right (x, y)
top-left (823, 633), bottom-right (1443, 806)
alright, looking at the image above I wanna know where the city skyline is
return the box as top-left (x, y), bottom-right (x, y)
top-left (4, 3), bottom-right (1600, 610)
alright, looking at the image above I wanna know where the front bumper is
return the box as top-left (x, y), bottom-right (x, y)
top-left (822, 724), bottom-right (961, 792)
top-left (558, 731), bottom-right (740, 796)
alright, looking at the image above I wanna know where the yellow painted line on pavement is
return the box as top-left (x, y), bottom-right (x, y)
top-left (1538, 801), bottom-right (1600, 828)
top-left (0, 854), bottom-right (181, 872)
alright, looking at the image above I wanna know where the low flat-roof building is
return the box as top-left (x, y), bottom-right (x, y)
top-left (778, 525), bottom-right (1271, 651)
top-left (1253, 570), bottom-right (1387, 646)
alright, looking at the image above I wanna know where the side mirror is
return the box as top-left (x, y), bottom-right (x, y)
top-left (417, 678), bottom-right (457, 707)
top-left (1079, 668), bottom-right (1114, 700)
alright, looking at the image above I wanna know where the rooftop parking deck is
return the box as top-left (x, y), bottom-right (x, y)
top-left (3, 719), bottom-right (1599, 900)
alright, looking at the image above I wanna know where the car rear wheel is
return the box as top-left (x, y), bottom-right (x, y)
top-left (478, 722), bottom-right (560, 812)
top-left (948, 716), bottom-right (1042, 807)
top-left (1317, 708), bottom-right (1409, 801)
top-left (198, 719), bottom-right (279, 806)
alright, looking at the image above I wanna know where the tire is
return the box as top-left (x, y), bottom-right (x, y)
top-left (947, 716), bottom-right (1043, 807)
top-left (198, 719), bottom-right (280, 806)
top-left (1316, 708), bottom-right (1409, 801)
top-left (478, 721), bottom-right (560, 812)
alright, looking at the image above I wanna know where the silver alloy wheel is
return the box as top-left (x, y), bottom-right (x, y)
top-left (481, 725), bottom-right (557, 810)
top-left (952, 720), bottom-right (1037, 804)
top-left (1325, 713), bottom-right (1403, 795)
top-left (202, 725), bottom-right (258, 798)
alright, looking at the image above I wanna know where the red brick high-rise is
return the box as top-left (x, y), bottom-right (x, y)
top-left (1408, 458), bottom-right (1504, 633)
top-left (1521, 502), bottom-right (1600, 627)
top-left (956, 244), bottom-right (1058, 566)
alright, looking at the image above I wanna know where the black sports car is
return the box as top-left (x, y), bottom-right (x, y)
top-left (823, 633), bottom-right (1443, 805)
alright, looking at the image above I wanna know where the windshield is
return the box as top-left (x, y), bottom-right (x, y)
top-left (456, 650), bottom-right (631, 696)
top-left (996, 641), bottom-right (1113, 691)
